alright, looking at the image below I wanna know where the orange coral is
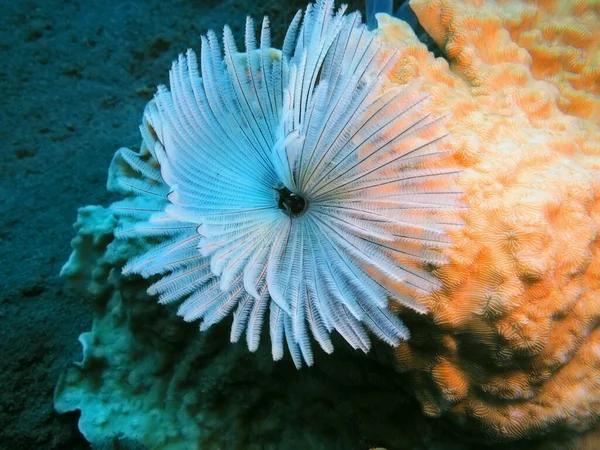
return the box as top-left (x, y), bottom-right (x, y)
top-left (411, 0), bottom-right (600, 123)
top-left (375, 0), bottom-right (600, 441)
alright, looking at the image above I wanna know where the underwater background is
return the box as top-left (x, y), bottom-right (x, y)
top-left (2, 0), bottom-right (600, 449)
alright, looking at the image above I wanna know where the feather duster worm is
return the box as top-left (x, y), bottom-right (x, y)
top-left (111, 0), bottom-right (462, 367)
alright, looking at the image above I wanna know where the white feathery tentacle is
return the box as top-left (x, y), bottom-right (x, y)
top-left (110, 0), bottom-right (463, 368)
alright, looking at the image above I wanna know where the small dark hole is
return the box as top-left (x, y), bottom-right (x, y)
top-left (277, 187), bottom-right (306, 216)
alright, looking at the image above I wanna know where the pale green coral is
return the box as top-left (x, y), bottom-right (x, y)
top-left (53, 171), bottom-right (466, 450)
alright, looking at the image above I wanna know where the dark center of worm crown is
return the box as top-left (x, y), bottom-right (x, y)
top-left (276, 187), bottom-right (306, 216)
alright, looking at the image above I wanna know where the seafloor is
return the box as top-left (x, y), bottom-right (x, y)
top-left (0, 0), bottom-right (585, 449)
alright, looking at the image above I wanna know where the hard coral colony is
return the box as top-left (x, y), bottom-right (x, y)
top-left (381, 0), bottom-right (600, 443)
top-left (111, 0), bottom-right (462, 367)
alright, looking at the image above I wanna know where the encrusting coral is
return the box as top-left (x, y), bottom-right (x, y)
top-left (374, 0), bottom-right (600, 442)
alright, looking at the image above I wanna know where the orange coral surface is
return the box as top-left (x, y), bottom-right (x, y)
top-left (376, 0), bottom-right (600, 441)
